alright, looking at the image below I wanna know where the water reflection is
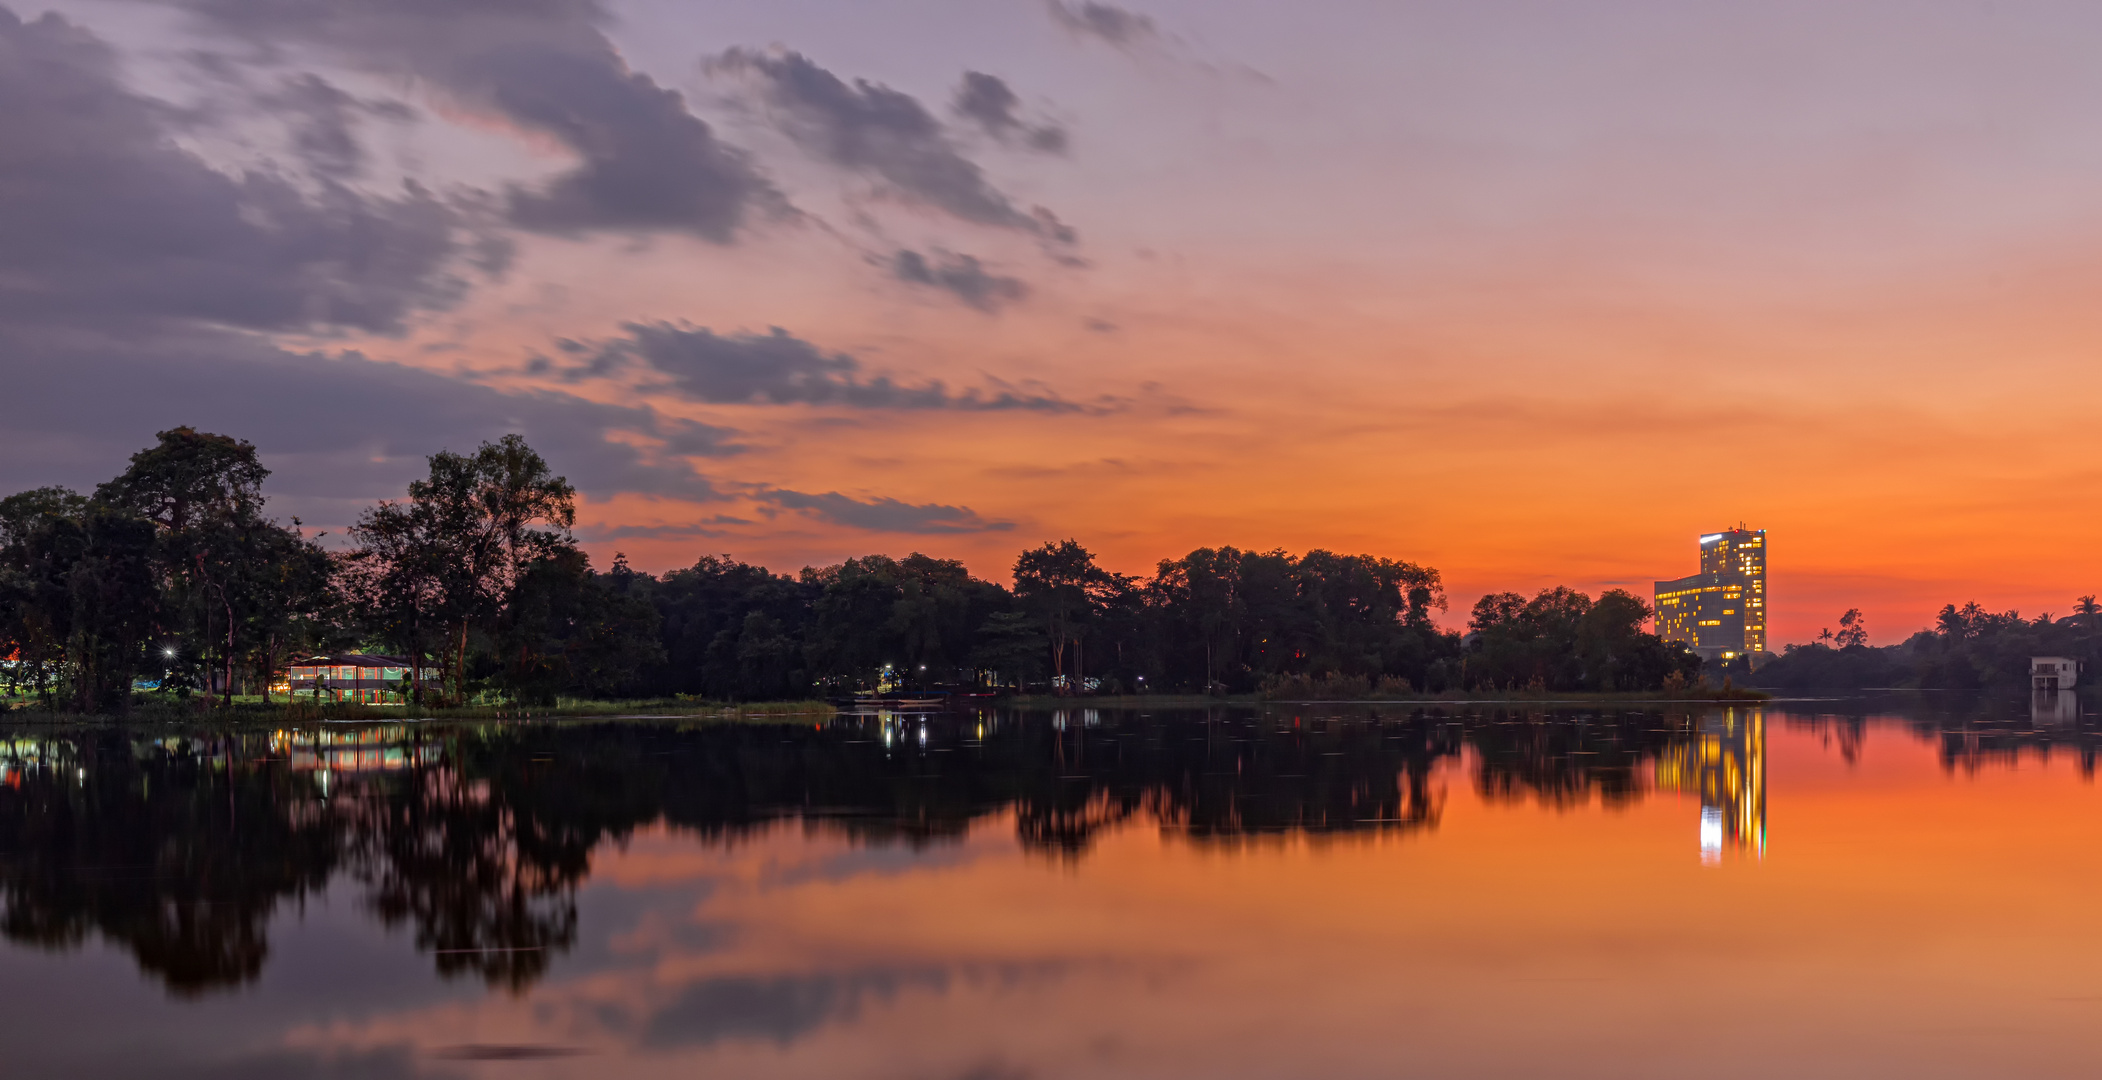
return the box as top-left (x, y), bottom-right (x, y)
top-left (0, 699), bottom-right (2095, 1002)
top-left (2033, 688), bottom-right (2082, 728)
top-left (1783, 695), bottom-right (2102, 775)
top-left (1655, 709), bottom-right (1766, 864)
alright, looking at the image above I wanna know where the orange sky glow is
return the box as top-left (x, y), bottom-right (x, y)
top-left (21, 0), bottom-right (2102, 647)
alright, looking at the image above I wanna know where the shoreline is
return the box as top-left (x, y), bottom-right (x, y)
top-left (2, 687), bottom-right (1797, 724)
top-left (1004, 690), bottom-right (1772, 707)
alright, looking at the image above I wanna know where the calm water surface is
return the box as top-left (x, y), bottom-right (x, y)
top-left (2, 697), bottom-right (2099, 1078)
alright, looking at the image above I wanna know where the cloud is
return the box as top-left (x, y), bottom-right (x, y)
top-left (573, 322), bottom-right (1090, 411)
top-left (1046, 1), bottom-right (1160, 47)
top-left (761, 490), bottom-right (1015, 534)
top-left (256, 73), bottom-right (412, 178)
top-left (623, 962), bottom-right (1074, 1048)
top-left (169, 0), bottom-right (783, 240)
top-left (0, 8), bottom-right (735, 514)
top-left (713, 49), bottom-right (1074, 243)
top-left (638, 969), bottom-right (953, 1048)
top-left (577, 519), bottom-right (749, 542)
top-left (951, 72), bottom-right (1067, 154)
top-left (29, 1044), bottom-right (426, 1080)
top-left (889, 249), bottom-right (1029, 312)
top-left (0, 326), bottom-right (735, 512)
top-left (0, 8), bottom-right (474, 336)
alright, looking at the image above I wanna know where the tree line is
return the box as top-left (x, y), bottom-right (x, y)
top-left (1751, 601), bottom-right (2102, 690)
top-left (0, 428), bottom-right (1702, 711)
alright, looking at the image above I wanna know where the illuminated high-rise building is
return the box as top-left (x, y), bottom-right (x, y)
top-left (1653, 574), bottom-right (1745, 662)
top-left (1653, 525), bottom-right (1766, 662)
top-left (1697, 527), bottom-right (1766, 654)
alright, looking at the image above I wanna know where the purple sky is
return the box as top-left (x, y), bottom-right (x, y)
top-left (9, 0), bottom-right (2102, 640)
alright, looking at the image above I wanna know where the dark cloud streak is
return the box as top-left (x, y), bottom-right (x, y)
top-left (760, 491), bottom-right (1014, 535)
top-left (1046, 0), bottom-right (1160, 47)
top-left (952, 72), bottom-right (1068, 154)
top-left (715, 49), bottom-right (1074, 243)
top-left (577, 322), bottom-right (1089, 411)
top-left (889, 249), bottom-right (1028, 312)
top-left (0, 325), bottom-right (734, 512)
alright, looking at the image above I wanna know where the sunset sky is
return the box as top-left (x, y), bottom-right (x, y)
top-left (8, 0), bottom-right (2102, 644)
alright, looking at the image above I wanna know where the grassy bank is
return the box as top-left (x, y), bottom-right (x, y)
top-left (1004, 687), bottom-right (1770, 707)
top-left (4, 685), bottom-right (1772, 724)
top-left (1001, 693), bottom-right (1254, 708)
top-left (0, 694), bottom-right (838, 726)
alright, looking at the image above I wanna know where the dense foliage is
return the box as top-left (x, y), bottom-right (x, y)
top-left (1751, 601), bottom-right (2102, 691)
top-left (2, 428), bottom-right (1716, 709)
top-left (1464, 586), bottom-right (1703, 692)
top-left (0, 430), bottom-right (336, 713)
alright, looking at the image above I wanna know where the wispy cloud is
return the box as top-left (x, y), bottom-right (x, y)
top-left (887, 249), bottom-right (1028, 312)
top-left (760, 489), bottom-right (1015, 534)
top-left (712, 48), bottom-right (1075, 244)
top-left (951, 71), bottom-right (1067, 154)
top-left (1045, 1), bottom-right (1160, 48)
top-left (538, 322), bottom-right (1111, 412)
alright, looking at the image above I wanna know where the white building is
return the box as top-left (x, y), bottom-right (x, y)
top-left (2031, 657), bottom-right (2078, 692)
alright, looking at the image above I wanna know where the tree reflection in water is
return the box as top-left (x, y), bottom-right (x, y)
top-left (14, 702), bottom-right (2063, 997)
top-left (0, 732), bottom-right (337, 995)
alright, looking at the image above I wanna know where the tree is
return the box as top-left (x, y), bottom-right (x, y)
top-left (0, 490), bottom-right (160, 713)
top-left (97, 428), bottom-right (266, 704)
top-left (57, 507), bottom-right (161, 714)
top-left (343, 501), bottom-right (443, 705)
top-left (1466, 586), bottom-right (1592, 690)
top-left (92, 428), bottom-right (326, 707)
top-left (1571, 589), bottom-right (1696, 691)
top-left (1461, 586), bottom-right (1691, 692)
top-left (1834, 609), bottom-right (1868, 650)
top-left (494, 548), bottom-right (664, 705)
top-left (636, 555), bottom-right (816, 700)
top-left (1149, 547), bottom-right (1243, 692)
top-left (802, 554), bottom-right (1010, 692)
top-left (970, 610), bottom-right (1048, 687)
top-left (1013, 539), bottom-right (1110, 692)
top-left (0, 488), bottom-right (89, 703)
top-left (352, 435), bottom-right (576, 705)
top-left (93, 428), bottom-right (268, 537)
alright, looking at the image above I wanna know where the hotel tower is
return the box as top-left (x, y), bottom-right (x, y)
top-left (1653, 526), bottom-right (1766, 662)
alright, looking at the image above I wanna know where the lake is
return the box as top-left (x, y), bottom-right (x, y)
top-left (1, 696), bottom-right (2098, 1078)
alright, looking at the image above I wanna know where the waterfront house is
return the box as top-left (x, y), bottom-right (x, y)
top-left (288, 655), bottom-right (438, 704)
top-left (2031, 657), bottom-right (2079, 692)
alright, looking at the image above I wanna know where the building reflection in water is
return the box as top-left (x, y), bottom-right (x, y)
top-left (1654, 708), bottom-right (1766, 866)
top-left (2031, 689), bottom-right (2082, 728)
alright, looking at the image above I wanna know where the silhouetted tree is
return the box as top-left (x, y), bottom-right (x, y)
top-left (1014, 539), bottom-right (1110, 690)
top-left (350, 435), bottom-right (576, 704)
